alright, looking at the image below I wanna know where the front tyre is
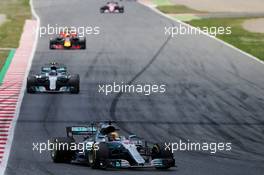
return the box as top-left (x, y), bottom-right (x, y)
top-left (152, 143), bottom-right (175, 170)
top-left (88, 142), bottom-right (109, 169)
top-left (50, 137), bottom-right (75, 163)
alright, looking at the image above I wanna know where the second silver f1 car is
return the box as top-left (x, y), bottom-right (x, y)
top-left (26, 62), bottom-right (80, 94)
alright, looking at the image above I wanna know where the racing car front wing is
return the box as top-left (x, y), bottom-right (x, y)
top-left (105, 158), bottom-right (175, 169)
top-left (33, 86), bottom-right (72, 93)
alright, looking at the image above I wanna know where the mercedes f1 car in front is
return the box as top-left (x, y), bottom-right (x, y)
top-left (26, 62), bottom-right (80, 94)
top-left (50, 121), bottom-right (175, 170)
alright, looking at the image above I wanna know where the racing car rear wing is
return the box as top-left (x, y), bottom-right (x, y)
top-left (66, 126), bottom-right (97, 137)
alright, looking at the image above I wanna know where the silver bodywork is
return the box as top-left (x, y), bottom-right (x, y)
top-left (121, 142), bottom-right (145, 164)
top-left (49, 76), bottom-right (57, 90)
top-left (34, 72), bottom-right (71, 92)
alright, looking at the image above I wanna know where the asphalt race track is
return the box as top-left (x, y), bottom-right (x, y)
top-left (5, 0), bottom-right (264, 174)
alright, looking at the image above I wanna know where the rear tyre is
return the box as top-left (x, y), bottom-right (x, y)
top-left (100, 7), bottom-right (106, 13)
top-left (69, 74), bottom-right (80, 94)
top-left (88, 142), bottom-right (109, 169)
top-left (119, 7), bottom-right (124, 13)
top-left (26, 76), bottom-right (36, 93)
top-left (79, 38), bottom-right (86, 49)
top-left (49, 39), bottom-right (55, 49)
top-left (50, 137), bottom-right (75, 163)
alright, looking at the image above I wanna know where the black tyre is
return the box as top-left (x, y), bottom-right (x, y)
top-left (100, 8), bottom-right (105, 13)
top-left (27, 76), bottom-right (36, 93)
top-left (50, 137), bottom-right (75, 163)
top-left (88, 142), bottom-right (109, 169)
top-left (49, 39), bottom-right (56, 49)
top-left (79, 37), bottom-right (86, 49)
top-left (152, 143), bottom-right (174, 169)
top-left (69, 74), bottom-right (80, 94)
top-left (119, 7), bottom-right (124, 13)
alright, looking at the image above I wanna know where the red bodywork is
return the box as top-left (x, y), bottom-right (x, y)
top-left (50, 31), bottom-right (85, 50)
top-left (51, 44), bottom-right (81, 49)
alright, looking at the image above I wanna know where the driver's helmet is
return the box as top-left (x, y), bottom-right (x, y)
top-left (49, 69), bottom-right (57, 76)
top-left (65, 33), bottom-right (70, 37)
top-left (62, 28), bottom-right (71, 37)
top-left (50, 65), bottom-right (57, 70)
top-left (108, 132), bottom-right (120, 141)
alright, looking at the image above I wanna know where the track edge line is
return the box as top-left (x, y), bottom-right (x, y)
top-left (0, 0), bottom-right (40, 174)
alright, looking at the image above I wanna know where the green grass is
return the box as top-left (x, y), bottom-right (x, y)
top-left (0, 51), bottom-right (9, 70)
top-left (0, 0), bottom-right (31, 71)
top-left (154, 3), bottom-right (264, 61)
top-left (157, 5), bottom-right (204, 14)
top-left (153, 0), bottom-right (172, 6)
top-left (188, 18), bottom-right (264, 61)
top-left (0, 0), bottom-right (31, 48)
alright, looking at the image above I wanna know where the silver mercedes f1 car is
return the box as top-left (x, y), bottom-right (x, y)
top-left (50, 121), bottom-right (175, 170)
top-left (26, 62), bottom-right (80, 94)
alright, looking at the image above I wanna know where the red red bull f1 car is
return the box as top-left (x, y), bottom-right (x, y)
top-left (49, 29), bottom-right (86, 49)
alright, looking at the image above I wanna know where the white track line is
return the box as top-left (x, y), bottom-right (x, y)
top-left (138, 1), bottom-right (264, 65)
top-left (0, 0), bottom-right (40, 174)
